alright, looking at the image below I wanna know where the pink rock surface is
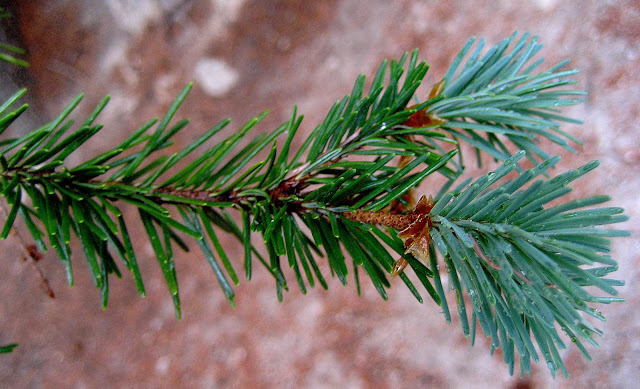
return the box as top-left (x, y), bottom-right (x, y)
top-left (1, 1), bottom-right (638, 387)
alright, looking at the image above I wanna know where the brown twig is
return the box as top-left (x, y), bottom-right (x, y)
top-left (20, 242), bottom-right (55, 299)
top-left (341, 209), bottom-right (415, 231)
top-left (0, 197), bottom-right (55, 298)
top-left (9, 230), bottom-right (55, 299)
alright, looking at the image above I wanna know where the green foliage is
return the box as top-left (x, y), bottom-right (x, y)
top-left (0, 33), bottom-right (629, 377)
top-left (0, 343), bottom-right (18, 353)
top-left (431, 32), bottom-right (583, 166)
top-left (428, 151), bottom-right (627, 377)
top-left (0, 8), bottom-right (28, 68)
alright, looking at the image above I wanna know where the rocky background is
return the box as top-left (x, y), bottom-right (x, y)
top-left (1, 0), bottom-right (638, 387)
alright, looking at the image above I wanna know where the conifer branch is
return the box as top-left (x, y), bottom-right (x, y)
top-left (0, 33), bottom-right (629, 377)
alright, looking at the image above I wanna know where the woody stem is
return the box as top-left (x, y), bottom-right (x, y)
top-left (341, 210), bottom-right (415, 231)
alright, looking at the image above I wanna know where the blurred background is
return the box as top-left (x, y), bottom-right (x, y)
top-left (1, 0), bottom-right (638, 387)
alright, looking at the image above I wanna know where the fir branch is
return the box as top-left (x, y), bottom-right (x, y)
top-left (0, 33), bottom-right (629, 377)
